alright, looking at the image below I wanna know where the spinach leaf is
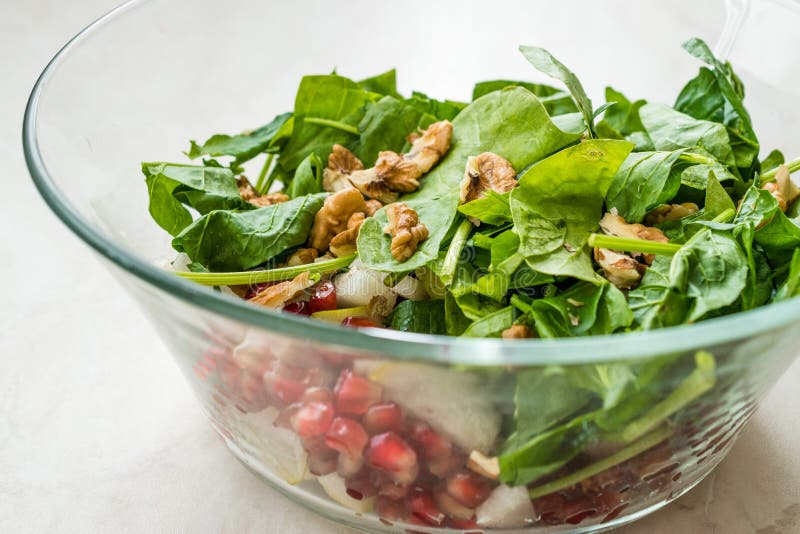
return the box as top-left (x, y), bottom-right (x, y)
top-left (143, 162), bottom-right (249, 236)
top-left (461, 306), bottom-right (515, 338)
top-left (388, 299), bottom-right (447, 334)
top-left (519, 45), bottom-right (595, 136)
top-left (358, 69), bottom-right (399, 97)
top-left (640, 103), bottom-right (735, 166)
top-left (358, 87), bottom-right (583, 272)
top-left (279, 75), bottom-right (377, 172)
top-left (407, 91), bottom-right (466, 122)
top-left (606, 150), bottom-right (685, 223)
top-left (565, 363), bottom-right (637, 410)
top-left (761, 149), bottom-right (785, 173)
top-left (510, 140), bottom-right (634, 283)
top-left (596, 87), bottom-right (650, 149)
top-left (669, 228), bottom-right (748, 321)
top-left (703, 170), bottom-right (735, 218)
top-left (472, 80), bottom-right (578, 116)
top-left (287, 153), bottom-right (323, 198)
top-left (775, 249), bottom-right (800, 301)
top-left (736, 223), bottom-right (774, 310)
top-left (187, 112), bottom-right (293, 165)
top-left (471, 231), bottom-right (552, 301)
top-left (353, 95), bottom-right (428, 164)
top-left (679, 160), bottom-right (739, 190)
top-left (444, 291), bottom-right (472, 336)
top-left (529, 282), bottom-right (633, 338)
top-left (172, 193), bottom-right (327, 271)
top-left (628, 256), bottom-right (690, 330)
top-left (458, 190), bottom-right (513, 226)
top-left (736, 186), bottom-right (800, 265)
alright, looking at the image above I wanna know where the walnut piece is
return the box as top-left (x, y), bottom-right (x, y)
top-left (467, 450), bottom-right (500, 480)
top-left (347, 121), bottom-right (453, 203)
top-left (762, 165), bottom-right (799, 212)
top-left (501, 325), bottom-right (534, 339)
top-left (237, 176), bottom-right (289, 207)
top-left (329, 212), bottom-right (366, 257)
top-left (248, 272), bottom-right (315, 308)
top-left (383, 203), bottom-right (429, 262)
top-left (459, 152), bottom-right (518, 207)
top-left (599, 211), bottom-right (668, 265)
top-left (286, 248), bottom-right (318, 267)
top-left (308, 188), bottom-right (367, 252)
top-left (323, 144), bottom-right (365, 193)
top-left (364, 199), bottom-right (383, 217)
top-left (593, 248), bottom-right (644, 290)
top-left (644, 203), bottom-right (700, 225)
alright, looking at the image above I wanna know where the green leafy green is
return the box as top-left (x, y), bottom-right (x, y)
top-left (407, 91), bottom-right (465, 121)
top-left (775, 249), bottom-right (800, 301)
top-left (458, 191), bottom-right (513, 226)
top-left (143, 162), bottom-right (250, 236)
top-left (172, 193), bottom-right (327, 271)
top-left (596, 87), bottom-right (649, 148)
top-left (287, 153), bottom-right (323, 198)
top-left (510, 140), bottom-right (634, 282)
top-left (358, 69), bottom-right (399, 97)
top-left (358, 86), bottom-right (583, 272)
top-left (388, 299), bottom-right (447, 334)
top-left (353, 95), bottom-right (428, 165)
top-left (187, 112), bottom-right (293, 165)
top-left (472, 80), bottom-right (578, 116)
top-left (519, 45), bottom-right (596, 136)
top-left (528, 282), bottom-right (633, 338)
top-left (606, 150), bottom-right (685, 222)
top-left (461, 307), bottom-right (515, 338)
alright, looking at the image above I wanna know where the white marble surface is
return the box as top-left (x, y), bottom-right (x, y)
top-left (2, 1), bottom-right (799, 532)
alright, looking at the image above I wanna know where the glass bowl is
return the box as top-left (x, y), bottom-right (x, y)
top-left (24, 0), bottom-right (800, 531)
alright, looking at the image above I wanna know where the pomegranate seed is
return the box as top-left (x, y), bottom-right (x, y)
top-left (263, 373), bottom-right (305, 405)
top-left (366, 432), bottom-right (419, 485)
top-left (409, 421), bottom-right (452, 460)
top-left (302, 367), bottom-right (337, 389)
top-left (445, 471), bottom-right (492, 508)
top-left (376, 496), bottom-right (407, 522)
top-left (448, 517), bottom-right (479, 529)
top-left (283, 301), bottom-right (311, 315)
top-left (274, 403), bottom-right (300, 429)
top-left (307, 448), bottom-right (338, 476)
top-left (237, 372), bottom-right (270, 412)
top-left (290, 401), bottom-right (334, 438)
top-left (427, 453), bottom-right (465, 477)
top-left (434, 485), bottom-right (475, 521)
top-left (341, 316), bottom-right (379, 328)
top-left (309, 281), bottom-right (337, 313)
top-left (302, 387), bottom-right (334, 404)
top-left (325, 417), bottom-right (369, 458)
top-left (334, 369), bottom-right (383, 415)
top-left (363, 402), bottom-right (404, 435)
top-left (408, 489), bottom-right (446, 526)
top-left (271, 360), bottom-right (307, 381)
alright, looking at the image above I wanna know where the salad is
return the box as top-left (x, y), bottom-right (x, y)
top-left (146, 38), bottom-right (800, 528)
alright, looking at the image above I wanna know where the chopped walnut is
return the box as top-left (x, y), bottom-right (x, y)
top-left (346, 121), bottom-right (453, 203)
top-left (323, 144), bottom-right (365, 192)
top-left (644, 203), bottom-right (700, 225)
top-left (599, 211), bottom-right (668, 265)
top-left (248, 272), bottom-right (315, 308)
top-left (308, 188), bottom-right (367, 252)
top-left (367, 295), bottom-right (394, 324)
top-left (329, 212), bottom-right (365, 257)
top-left (406, 120), bottom-right (454, 174)
top-left (286, 248), bottom-right (318, 267)
top-left (467, 450), bottom-right (500, 480)
top-left (383, 203), bottom-right (429, 262)
top-left (501, 324), bottom-right (534, 339)
top-left (593, 248), bottom-right (644, 290)
top-left (237, 176), bottom-right (289, 207)
top-left (762, 165), bottom-right (799, 212)
top-left (459, 152), bottom-right (518, 210)
top-left (364, 199), bottom-right (383, 217)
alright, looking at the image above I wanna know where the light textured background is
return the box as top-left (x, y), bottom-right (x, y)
top-left (2, 1), bottom-right (800, 532)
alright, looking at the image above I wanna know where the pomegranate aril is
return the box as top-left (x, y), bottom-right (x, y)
top-left (325, 417), bottom-right (369, 458)
top-left (341, 316), bottom-right (379, 328)
top-left (366, 432), bottom-right (419, 485)
top-left (363, 402), bottom-right (404, 435)
top-left (301, 387), bottom-right (334, 404)
top-left (345, 473), bottom-right (376, 501)
top-left (445, 470), bottom-right (492, 508)
top-left (283, 300), bottom-right (311, 315)
top-left (309, 281), bottom-right (337, 313)
top-left (237, 372), bottom-right (269, 411)
top-left (303, 367), bottom-right (336, 389)
top-left (263, 373), bottom-right (305, 405)
top-left (334, 369), bottom-right (383, 415)
top-left (448, 517), bottom-right (479, 530)
top-left (427, 453), bottom-right (465, 477)
top-left (434, 486), bottom-right (475, 521)
top-left (290, 401), bottom-right (335, 438)
top-left (408, 489), bottom-right (446, 526)
top-left (409, 421), bottom-right (452, 460)
top-left (375, 496), bottom-right (407, 522)
top-left (307, 447), bottom-right (338, 476)
top-left (377, 479), bottom-right (412, 500)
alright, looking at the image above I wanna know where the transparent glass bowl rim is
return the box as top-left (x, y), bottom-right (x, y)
top-left (23, 0), bottom-right (800, 366)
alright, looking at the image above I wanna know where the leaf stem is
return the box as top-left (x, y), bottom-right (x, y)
top-left (439, 219), bottom-right (473, 287)
top-left (304, 117), bottom-right (360, 136)
top-left (587, 234), bottom-right (682, 256)
top-left (254, 153), bottom-right (276, 194)
top-left (679, 152), bottom-right (718, 166)
top-left (527, 425), bottom-right (673, 499)
top-left (711, 208), bottom-right (735, 224)
top-left (760, 156), bottom-right (800, 183)
top-left (173, 254), bottom-right (356, 286)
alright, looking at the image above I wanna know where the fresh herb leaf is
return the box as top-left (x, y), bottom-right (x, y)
top-left (510, 140), bottom-right (634, 283)
top-left (287, 153), bottom-right (324, 198)
top-left (172, 193), bottom-right (327, 271)
top-left (187, 112), bottom-right (293, 165)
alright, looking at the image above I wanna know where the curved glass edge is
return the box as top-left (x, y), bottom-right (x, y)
top-left (22, 0), bottom-right (800, 367)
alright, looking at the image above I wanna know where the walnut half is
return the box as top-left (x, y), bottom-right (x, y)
top-left (383, 203), bottom-right (429, 262)
top-left (237, 176), bottom-right (289, 207)
top-left (248, 272), bottom-right (316, 308)
top-left (762, 164), bottom-right (800, 212)
top-left (329, 212), bottom-right (366, 257)
top-left (644, 203), bottom-right (700, 225)
top-left (594, 211), bottom-right (669, 289)
top-left (501, 325), bottom-right (534, 339)
top-left (323, 144), bottom-right (365, 193)
top-left (308, 188), bottom-right (367, 252)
